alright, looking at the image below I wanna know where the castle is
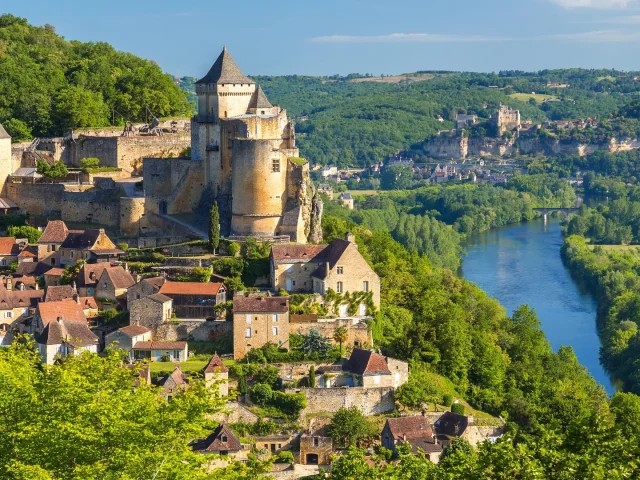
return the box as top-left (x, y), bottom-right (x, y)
top-left (494, 104), bottom-right (521, 133)
top-left (145, 47), bottom-right (323, 243)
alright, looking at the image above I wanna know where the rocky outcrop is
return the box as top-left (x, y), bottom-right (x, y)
top-left (295, 165), bottom-right (323, 244)
top-left (309, 192), bottom-right (323, 244)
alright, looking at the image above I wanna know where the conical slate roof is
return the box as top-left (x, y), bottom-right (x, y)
top-left (196, 47), bottom-right (254, 85)
top-left (0, 123), bottom-right (10, 139)
top-left (249, 85), bottom-right (273, 109)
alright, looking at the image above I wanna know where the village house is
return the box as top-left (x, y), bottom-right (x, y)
top-left (0, 237), bottom-right (21, 267)
top-left (43, 285), bottom-right (99, 319)
top-left (156, 365), bottom-right (188, 400)
top-left (43, 268), bottom-right (64, 287)
top-left (95, 265), bottom-right (135, 309)
top-left (0, 279), bottom-right (44, 337)
top-left (37, 220), bottom-right (123, 267)
top-left (33, 299), bottom-right (98, 364)
top-left (193, 423), bottom-right (243, 458)
top-left (129, 293), bottom-right (173, 329)
top-left (232, 293), bottom-right (290, 360)
top-left (126, 276), bottom-right (166, 305)
top-left (75, 263), bottom-right (112, 296)
top-left (203, 353), bottom-right (229, 397)
top-left (299, 433), bottom-right (332, 465)
top-left (270, 233), bottom-right (381, 310)
top-left (338, 192), bottom-right (354, 210)
top-left (455, 113), bottom-right (477, 130)
top-left (158, 281), bottom-right (226, 319)
top-left (381, 416), bottom-right (443, 463)
top-left (105, 325), bottom-right (152, 356)
top-left (316, 349), bottom-right (408, 389)
top-left (17, 247), bottom-right (37, 264)
top-left (132, 340), bottom-right (188, 362)
top-left (317, 184), bottom-right (334, 200)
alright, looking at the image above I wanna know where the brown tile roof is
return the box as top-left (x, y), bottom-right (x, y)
top-left (0, 237), bottom-right (20, 255)
top-left (0, 284), bottom-right (44, 309)
top-left (38, 299), bottom-right (87, 326)
top-left (204, 354), bottom-right (228, 373)
top-left (133, 341), bottom-right (187, 350)
top-left (38, 220), bottom-right (69, 244)
top-left (233, 295), bottom-right (289, 313)
top-left (345, 349), bottom-right (391, 376)
top-left (196, 47), bottom-right (255, 85)
top-left (193, 423), bottom-right (242, 453)
top-left (159, 281), bottom-right (224, 296)
top-left (17, 262), bottom-right (52, 277)
top-left (45, 268), bottom-right (65, 277)
top-left (249, 85), bottom-right (273, 109)
top-left (386, 416), bottom-right (433, 439)
top-left (146, 293), bottom-right (172, 304)
top-left (271, 244), bottom-right (329, 264)
top-left (77, 263), bottom-right (111, 287)
top-left (12, 275), bottom-right (37, 288)
top-left (44, 285), bottom-right (74, 302)
top-left (143, 276), bottom-right (166, 288)
top-left (118, 325), bottom-right (151, 337)
top-left (311, 239), bottom-right (352, 280)
top-left (157, 366), bottom-right (187, 391)
top-left (102, 266), bottom-right (135, 289)
top-left (34, 310), bottom-right (97, 348)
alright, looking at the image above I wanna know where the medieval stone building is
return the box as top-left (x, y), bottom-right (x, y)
top-left (143, 47), bottom-right (322, 243)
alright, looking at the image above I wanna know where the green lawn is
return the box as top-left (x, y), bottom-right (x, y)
top-left (346, 190), bottom-right (379, 196)
top-left (509, 93), bottom-right (557, 104)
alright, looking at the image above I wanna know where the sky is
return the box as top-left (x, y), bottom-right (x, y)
top-left (5, 0), bottom-right (640, 77)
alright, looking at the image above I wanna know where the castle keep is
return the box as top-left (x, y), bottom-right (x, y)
top-left (168, 47), bottom-right (322, 243)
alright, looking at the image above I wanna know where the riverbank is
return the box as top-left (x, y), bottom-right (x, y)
top-left (462, 217), bottom-right (614, 393)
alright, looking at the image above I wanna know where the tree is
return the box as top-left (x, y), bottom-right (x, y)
top-left (299, 328), bottom-right (332, 358)
top-left (333, 325), bottom-right (348, 356)
top-left (7, 225), bottom-right (41, 243)
top-left (327, 407), bottom-right (372, 448)
top-left (80, 157), bottom-right (100, 170)
top-left (3, 118), bottom-right (32, 142)
top-left (209, 202), bottom-right (220, 254)
top-left (36, 159), bottom-right (68, 182)
top-left (309, 365), bottom-right (316, 388)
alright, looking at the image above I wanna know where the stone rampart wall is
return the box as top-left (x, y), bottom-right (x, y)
top-left (290, 319), bottom-right (372, 349)
top-left (151, 320), bottom-right (231, 342)
top-left (286, 387), bottom-right (395, 416)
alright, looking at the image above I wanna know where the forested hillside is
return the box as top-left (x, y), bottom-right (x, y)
top-left (0, 15), bottom-right (192, 141)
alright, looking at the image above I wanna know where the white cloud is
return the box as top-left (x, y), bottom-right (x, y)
top-left (544, 29), bottom-right (640, 40)
top-left (309, 33), bottom-right (510, 43)
top-left (602, 14), bottom-right (640, 21)
top-left (548, 0), bottom-right (639, 8)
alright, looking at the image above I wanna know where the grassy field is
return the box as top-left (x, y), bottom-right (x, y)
top-left (588, 244), bottom-right (640, 254)
top-left (346, 190), bottom-right (379, 196)
top-left (509, 93), bottom-right (557, 104)
top-left (349, 74), bottom-right (436, 84)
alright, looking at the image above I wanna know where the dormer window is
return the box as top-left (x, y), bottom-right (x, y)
top-left (221, 434), bottom-right (228, 442)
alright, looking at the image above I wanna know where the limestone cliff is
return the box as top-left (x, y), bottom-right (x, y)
top-left (295, 165), bottom-right (323, 243)
top-left (423, 131), bottom-right (640, 160)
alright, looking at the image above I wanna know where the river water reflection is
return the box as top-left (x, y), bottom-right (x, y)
top-left (461, 217), bottom-right (614, 393)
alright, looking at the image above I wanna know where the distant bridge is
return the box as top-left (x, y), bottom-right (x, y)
top-left (533, 207), bottom-right (580, 224)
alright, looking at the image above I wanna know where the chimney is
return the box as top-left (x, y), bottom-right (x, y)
top-left (19, 283), bottom-right (24, 291)
top-left (35, 281), bottom-right (39, 291)
top-left (56, 316), bottom-right (63, 324)
top-left (74, 293), bottom-right (80, 304)
top-left (136, 274), bottom-right (142, 283)
top-left (6, 277), bottom-right (12, 291)
top-left (124, 263), bottom-right (129, 272)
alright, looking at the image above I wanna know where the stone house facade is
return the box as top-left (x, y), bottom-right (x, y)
top-left (381, 416), bottom-right (443, 463)
top-left (95, 266), bottom-right (135, 308)
top-left (132, 341), bottom-right (188, 362)
top-left (158, 281), bottom-right (226, 319)
top-left (315, 349), bottom-right (408, 389)
top-left (105, 325), bottom-right (152, 355)
top-left (129, 293), bottom-right (173, 329)
top-left (203, 354), bottom-right (229, 397)
top-left (232, 293), bottom-right (289, 360)
top-left (338, 192), bottom-right (354, 210)
top-left (299, 434), bottom-right (332, 465)
top-left (126, 276), bottom-right (166, 305)
top-left (0, 237), bottom-right (21, 267)
top-left (270, 233), bottom-right (380, 309)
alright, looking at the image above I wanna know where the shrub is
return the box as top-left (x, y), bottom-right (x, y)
top-left (117, 243), bottom-right (129, 252)
top-left (250, 383), bottom-right (273, 406)
top-left (275, 451), bottom-right (294, 464)
top-left (309, 365), bottom-right (316, 388)
top-left (451, 403), bottom-right (465, 415)
top-left (7, 225), bottom-right (41, 243)
top-left (227, 241), bottom-right (240, 257)
top-left (442, 394), bottom-right (453, 407)
top-left (253, 365), bottom-right (281, 389)
top-left (80, 157), bottom-right (100, 169)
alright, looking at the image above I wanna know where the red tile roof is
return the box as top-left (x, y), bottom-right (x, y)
top-left (78, 263), bottom-right (111, 287)
top-left (78, 296), bottom-right (98, 309)
top-left (159, 281), bottom-right (225, 296)
top-left (386, 416), bottom-right (433, 439)
top-left (118, 325), bottom-right (151, 337)
top-left (204, 354), bottom-right (228, 373)
top-left (0, 237), bottom-right (20, 255)
top-left (38, 299), bottom-right (87, 326)
top-left (346, 349), bottom-right (391, 376)
top-left (38, 220), bottom-right (69, 244)
top-left (44, 285), bottom-right (74, 302)
top-left (18, 248), bottom-right (36, 258)
top-left (232, 295), bottom-right (289, 313)
top-left (45, 268), bottom-right (65, 277)
top-left (133, 341), bottom-right (187, 350)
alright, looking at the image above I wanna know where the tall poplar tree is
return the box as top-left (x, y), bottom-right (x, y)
top-left (209, 202), bottom-right (220, 254)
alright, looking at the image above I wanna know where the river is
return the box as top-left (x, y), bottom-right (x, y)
top-left (461, 216), bottom-right (614, 394)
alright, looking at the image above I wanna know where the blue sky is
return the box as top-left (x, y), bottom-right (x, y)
top-left (5, 0), bottom-right (640, 76)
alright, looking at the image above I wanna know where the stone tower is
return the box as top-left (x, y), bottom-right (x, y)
top-left (0, 124), bottom-right (11, 196)
top-left (190, 48), bottom-right (322, 243)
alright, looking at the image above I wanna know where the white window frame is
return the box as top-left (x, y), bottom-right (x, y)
top-left (273, 326), bottom-right (279, 336)
top-left (245, 328), bottom-right (252, 338)
top-left (363, 281), bottom-right (369, 292)
top-left (337, 281), bottom-right (343, 294)
top-left (272, 314), bottom-right (278, 322)
top-left (245, 314), bottom-right (252, 324)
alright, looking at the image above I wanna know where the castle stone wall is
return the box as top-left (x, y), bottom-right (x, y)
top-left (143, 158), bottom-right (205, 215)
top-left (150, 319), bottom-right (231, 342)
top-left (0, 136), bottom-right (12, 196)
top-left (287, 387), bottom-right (396, 416)
top-left (120, 197), bottom-right (146, 237)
